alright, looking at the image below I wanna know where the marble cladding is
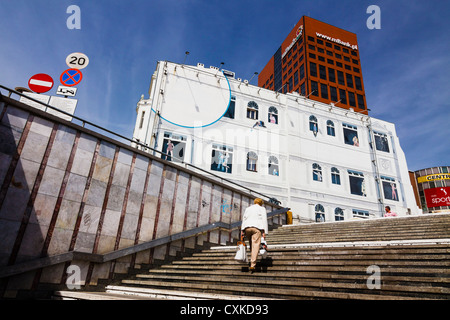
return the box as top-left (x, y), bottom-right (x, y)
top-left (0, 103), bottom-right (282, 296)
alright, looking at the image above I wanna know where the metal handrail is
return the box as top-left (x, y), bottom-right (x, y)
top-left (0, 85), bottom-right (280, 204)
top-left (0, 207), bottom-right (289, 279)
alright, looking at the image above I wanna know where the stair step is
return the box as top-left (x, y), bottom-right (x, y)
top-left (52, 290), bottom-right (156, 300)
top-left (120, 278), bottom-right (441, 300)
top-left (104, 285), bottom-right (277, 300)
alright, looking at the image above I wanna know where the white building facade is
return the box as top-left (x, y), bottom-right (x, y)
top-left (133, 61), bottom-right (421, 223)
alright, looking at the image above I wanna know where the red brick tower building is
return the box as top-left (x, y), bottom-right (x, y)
top-left (258, 16), bottom-right (367, 114)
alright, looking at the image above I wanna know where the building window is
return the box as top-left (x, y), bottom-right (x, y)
top-left (300, 83), bottom-right (306, 96)
top-left (348, 170), bottom-right (366, 196)
top-left (246, 151), bottom-right (258, 172)
top-left (343, 123), bottom-right (359, 146)
top-left (223, 95), bottom-right (236, 119)
top-left (268, 156), bottom-right (279, 176)
top-left (327, 120), bottom-right (335, 136)
top-left (299, 64), bottom-right (305, 80)
top-left (355, 76), bottom-right (362, 90)
top-left (211, 144), bottom-right (233, 174)
top-left (161, 132), bottom-right (187, 163)
top-left (268, 106), bottom-right (278, 124)
top-left (319, 65), bottom-right (327, 80)
top-left (352, 209), bottom-right (370, 219)
top-left (247, 101), bottom-right (259, 120)
top-left (331, 167), bottom-right (341, 185)
top-left (320, 83), bottom-right (328, 99)
top-left (357, 94), bottom-right (365, 109)
top-left (294, 70), bottom-right (299, 87)
top-left (339, 89), bottom-right (347, 105)
top-left (346, 73), bottom-right (354, 88)
top-left (335, 207), bottom-right (344, 221)
top-left (312, 163), bottom-right (322, 182)
top-left (381, 176), bottom-right (399, 201)
top-left (348, 92), bottom-right (356, 107)
top-left (310, 62), bottom-right (317, 77)
top-left (315, 204), bottom-right (325, 222)
top-left (374, 131), bottom-right (390, 152)
top-left (330, 86), bottom-right (338, 102)
top-left (328, 67), bottom-right (336, 83)
top-left (309, 115), bottom-right (318, 135)
top-left (139, 111), bottom-right (145, 129)
top-left (337, 70), bottom-right (345, 85)
top-left (310, 81), bottom-right (319, 96)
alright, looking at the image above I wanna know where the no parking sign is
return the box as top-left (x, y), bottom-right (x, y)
top-left (60, 68), bottom-right (83, 87)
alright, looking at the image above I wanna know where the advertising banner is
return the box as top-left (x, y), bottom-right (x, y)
top-left (424, 187), bottom-right (450, 208)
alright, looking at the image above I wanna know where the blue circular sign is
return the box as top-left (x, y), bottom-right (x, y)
top-left (60, 68), bottom-right (83, 87)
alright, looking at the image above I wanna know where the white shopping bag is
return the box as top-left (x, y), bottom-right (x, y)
top-left (259, 238), bottom-right (268, 258)
top-left (234, 241), bottom-right (248, 263)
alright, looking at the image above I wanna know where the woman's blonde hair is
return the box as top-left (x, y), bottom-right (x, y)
top-left (254, 198), bottom-right (264, 206)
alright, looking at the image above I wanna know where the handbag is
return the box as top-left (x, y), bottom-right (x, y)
top-left (234, 234), bottom-right (248, 263)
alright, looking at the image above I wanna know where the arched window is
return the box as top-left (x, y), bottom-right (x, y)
top-left (309, 115), bottom-right (318, 136)
top-left (312, 163), bottom-right (322, 182)
top-left (326, 120), bottom-right (335, 136)
top-left (268, 156), bottom-right (279, 176)
top-left (315, 204), bottom-right (325, 222)
top-left (335, 207), bottom-right (344, 221)
top-left (268, 106), bottom-right (278, 124)
top-left (331, 167), bottom-right (341, 185)
top-left (246, 151), bottom-right (258, 172)
top-left (247, 101), bottom-right (259, 120)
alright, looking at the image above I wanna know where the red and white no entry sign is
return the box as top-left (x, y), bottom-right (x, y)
top-left (28, 73), bottom-right (54, 93)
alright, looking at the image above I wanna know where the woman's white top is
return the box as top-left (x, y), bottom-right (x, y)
top-left (241, 204), bottom-right (269, 235)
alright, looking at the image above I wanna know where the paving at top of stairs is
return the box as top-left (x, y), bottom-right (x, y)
top-left (266, 213), bottom-right (450, 244)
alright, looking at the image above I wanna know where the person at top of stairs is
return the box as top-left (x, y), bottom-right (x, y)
top-left (241, 198), bottom-right (269, 271)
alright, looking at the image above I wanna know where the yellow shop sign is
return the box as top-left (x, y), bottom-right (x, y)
top-left (417, 173), bottom-right (450, 184)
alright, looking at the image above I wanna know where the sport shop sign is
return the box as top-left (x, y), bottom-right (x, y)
top-left (424, 187), bottom-right (450, 208)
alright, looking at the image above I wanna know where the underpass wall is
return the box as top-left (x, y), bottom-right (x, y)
top-left (0, 96), bottom-right (283, 298)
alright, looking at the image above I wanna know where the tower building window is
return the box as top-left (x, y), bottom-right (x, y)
top-left (327, 120), bottom-right (335, 136)
top-left (331, 167), bottom-right (340, 184)
top-left (313, 163), bottom-right (322, 182)
top-left (246, 151), bottom-right (258, 172)
top-left (309, 115), bottom-right (318, 134)
top-left (315, 204), bottom-right (325, 222)
top-left (268, 106), bottom-right (278, 124)
top-left (268, 156), bottom-right (279, 176)
top-left (335, 207), bottom-right (344, 221)
top-left (247, 101), bottom-right (259, 120)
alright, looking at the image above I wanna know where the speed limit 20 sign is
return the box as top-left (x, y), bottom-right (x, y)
top-left (66, 52), bottom-right (89, 69)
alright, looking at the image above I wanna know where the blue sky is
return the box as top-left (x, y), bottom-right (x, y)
top-left (0, 0), bottom-right (449, 171)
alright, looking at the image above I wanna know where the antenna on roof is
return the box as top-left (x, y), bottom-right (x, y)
top-left (249, 72), bottom-right (259, 84)
top-left (183, 51), bottom-right (190, 64)
top-left (215, 62), bottom-right (225, 75)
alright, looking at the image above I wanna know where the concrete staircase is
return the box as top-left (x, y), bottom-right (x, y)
top-left (55, 214), bottom-right (450, 300)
